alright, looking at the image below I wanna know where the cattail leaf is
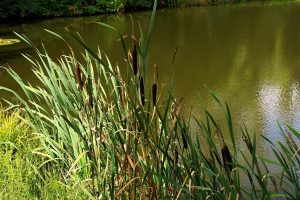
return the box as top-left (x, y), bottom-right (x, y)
top-left (287, 125), bottom-right (300, 140)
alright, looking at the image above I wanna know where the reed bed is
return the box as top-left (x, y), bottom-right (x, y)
top-left (0, 1), bottom-right (300, 199)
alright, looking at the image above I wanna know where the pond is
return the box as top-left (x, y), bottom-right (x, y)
top-left (1, 3), bottom-right (300, 157)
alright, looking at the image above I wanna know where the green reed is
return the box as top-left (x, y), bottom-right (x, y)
top-left (1, 0), bottom-right (300, 199)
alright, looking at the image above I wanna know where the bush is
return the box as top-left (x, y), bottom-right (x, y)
top-left (0, 0), bottom-right (51, 18)
top-left (96, 0), bottom-right (124, 11)
top-left (0, 0), bottom-right (170, 18)
top-left (125, 0), bottom-right (153, 8)
top-left (0, 0), bottom-right (124, 18)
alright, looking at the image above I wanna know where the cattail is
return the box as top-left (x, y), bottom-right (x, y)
top-left (88, 85), bottom-right (93, 108)
top-left (181, 129), bottom-right (188, 150)
top-left (152, 64), bottom-right (158, 106)
top-left (139, 76), bottom-right (145, 106)
top-left (173, 147), bottom-right (178, 165)
top-left (152, 83), bottom-right (157, 106)
top-left (132, 44), bottom-right (138, 75)
top-left (85, 79), bottom-right (93, 108)
top-left (75, 64), bottom-right (83, 91)
top-left (221, 144), bottom-right (233, 171)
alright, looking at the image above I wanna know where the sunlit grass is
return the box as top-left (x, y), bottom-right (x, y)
top-left (0, 109), bottom-right (89, 199)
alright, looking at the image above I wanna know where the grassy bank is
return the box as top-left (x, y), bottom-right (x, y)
top-left (0, 110), bottom-right (89, 199)
top-left (1, 1), bottom-right (300, 199)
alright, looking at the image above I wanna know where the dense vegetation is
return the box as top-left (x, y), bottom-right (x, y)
top-left (1, 1), bottom-right (300, 199)
top-left (1, 0), bottom-right (295, 19)
top-left (0, 0), bottom-right (186, 19)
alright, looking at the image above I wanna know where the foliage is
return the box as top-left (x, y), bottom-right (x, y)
top-left (0, 0), bottom-right (124, 18)
top-left (0, 0), bottom-right (194, 19)
top-left (125, 0), bottom-right (153, 8)
top-left (0, 0), bottom-right (50, 18)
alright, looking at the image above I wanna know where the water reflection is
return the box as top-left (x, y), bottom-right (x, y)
top-left (258, 81), bottom-right (300, 142)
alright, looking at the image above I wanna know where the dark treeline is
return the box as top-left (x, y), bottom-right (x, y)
top-left (0, 0), bottom-right (277, 19)
top-left (0, 0), bottom-right (186, 19)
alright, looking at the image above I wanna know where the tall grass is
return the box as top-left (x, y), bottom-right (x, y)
top-left (1, 0), bottom-right (300, 199)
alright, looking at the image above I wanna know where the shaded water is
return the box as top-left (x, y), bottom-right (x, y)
top-left (1, 3), bottom-right (300, 155)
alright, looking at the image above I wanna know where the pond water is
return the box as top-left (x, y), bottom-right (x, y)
top-left (1, 3), bottom-right (300, 156)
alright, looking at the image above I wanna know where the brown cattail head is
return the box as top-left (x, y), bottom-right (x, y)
top-left (173, 147), bottom-right (178, 165)
top-left (75, 64), bottom-right (83, 91)
top-left (221, 144), bottom-right (233, 171)
top-left (85, 79), bottom-right (93, 108)
top-left (152, 83), bottom-right (157, 106)
top-left (132, 44), bottom-right (138, 75)
top-left (88, 85), bottom-right (93, 108)
top-left (139, 76), bottom-right (145, 106)
top-left (181, 128), bottom-right (188, 150)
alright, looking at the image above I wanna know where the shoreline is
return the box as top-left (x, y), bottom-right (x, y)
top-left (0, 0), bottom-right (299, 25)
